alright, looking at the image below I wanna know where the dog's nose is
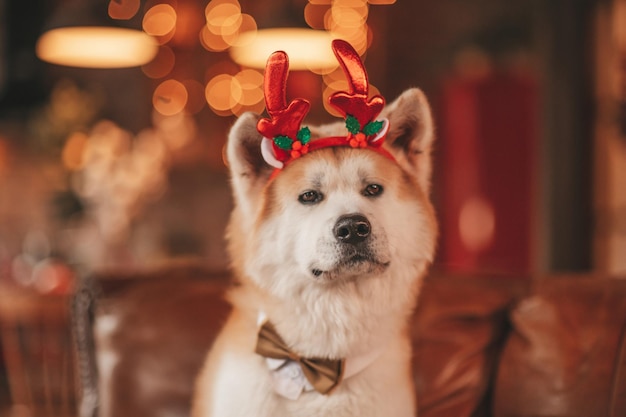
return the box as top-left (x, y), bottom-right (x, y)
top-left (333, 214), bottom-right (371, 244)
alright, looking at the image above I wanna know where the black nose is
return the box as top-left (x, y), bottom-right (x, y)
top-left (333, 214), bottom-right (371, 244)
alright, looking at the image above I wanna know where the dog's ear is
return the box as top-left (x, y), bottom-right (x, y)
top-left (381, 88), bottom-right (435, 193)
top-left (226, 112), bottom-right (273, 216)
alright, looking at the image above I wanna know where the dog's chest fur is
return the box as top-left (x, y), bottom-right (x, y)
top-left (194, 306), bottom-right (418, 417)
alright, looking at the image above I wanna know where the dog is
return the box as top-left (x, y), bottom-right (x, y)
top-left (192, 40), bottom-right (437, 417)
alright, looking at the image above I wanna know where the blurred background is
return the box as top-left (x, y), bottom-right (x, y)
top-left (0, 0), bottom-right (625, 415)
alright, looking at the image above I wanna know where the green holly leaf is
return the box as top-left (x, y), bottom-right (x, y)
top-left (274, 135), bottom-right (294, 150)
top-left (346, 115), bottom-right (361, 135)
top-left (297, 127), bottom-right (311, 144)
top-left (363, 120), bottom-right (383, 136)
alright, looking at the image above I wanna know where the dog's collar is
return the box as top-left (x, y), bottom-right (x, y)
top-left (255, 312), bottom-right (384, 400)
top-left (257, 39), bottom-right (395, 174)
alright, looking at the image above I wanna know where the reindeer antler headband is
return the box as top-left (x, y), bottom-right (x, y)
top-left (257, 39), bottom-right (394, 171)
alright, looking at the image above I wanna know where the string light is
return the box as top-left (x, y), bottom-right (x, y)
top-left (205, 0), bottom-right (242, 36)
top-left (153, 79), bottom-right (188, 116)
top-left (142, 3), bottom-right (177, 42)
top-left (108, 0), bottom-right (141, 20)
top-left (143, 0), bottom-right (394, 117)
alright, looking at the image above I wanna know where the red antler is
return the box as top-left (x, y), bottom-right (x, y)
top-left (257, 51), bottom-right (311, 163)
top-left (256, 40), bottom-right (393, 172)
top-left (329, 39), bottom-right (385, 128)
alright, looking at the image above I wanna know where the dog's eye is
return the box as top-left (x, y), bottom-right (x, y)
top-left (363, 184), bottom-right (384, 197)
top-left (298, 190), bottom-right (323, 204)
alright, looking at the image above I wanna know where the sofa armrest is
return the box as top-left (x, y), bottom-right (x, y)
top-left (412, 273), bottom-right (528, 417)
top-left (494, 276), bottom-right (626, 417)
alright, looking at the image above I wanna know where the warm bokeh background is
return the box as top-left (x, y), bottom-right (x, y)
top-left (0, 0), bottom-right (625, 415)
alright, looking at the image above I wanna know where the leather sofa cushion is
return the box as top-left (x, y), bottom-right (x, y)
top-left (84, 270), bottom-right (527, 417)
top-left (412, 274), bottom-right (527, 417)
top-left (493, 277), bottom-right (626, 417)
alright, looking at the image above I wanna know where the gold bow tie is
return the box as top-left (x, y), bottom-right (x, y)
top-left (255, 321), bottom-right (344, 395)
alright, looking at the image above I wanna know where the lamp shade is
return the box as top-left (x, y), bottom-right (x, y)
top-left (37, 27), bottom-right (157, 68)
top-left (229, 28), bottom-right (337, 71)
top-left (36, 0), bottom-right (157, 69)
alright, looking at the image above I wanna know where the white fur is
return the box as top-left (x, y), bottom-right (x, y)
top-left (193, 88), bottom-right (437, 417)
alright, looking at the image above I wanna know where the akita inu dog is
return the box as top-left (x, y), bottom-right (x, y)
top-left (193, 40), bottom-right (437, 417)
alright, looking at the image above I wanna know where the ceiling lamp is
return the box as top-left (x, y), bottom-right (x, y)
top-left (229, 28), bottom-right (337, 71)
top-left (36, 0), bottom-right (157, 69)
top-left (37, 27), bottom-right (157, 69)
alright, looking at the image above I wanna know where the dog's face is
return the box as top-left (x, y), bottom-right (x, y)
top-left (226, 88), bottom-right (437, 308)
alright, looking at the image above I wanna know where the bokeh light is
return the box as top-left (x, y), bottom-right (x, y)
top-left (62, 131), bottom-right (88, 171)
top-left (346, 0), bottom-right (370, 6)
top-left (323, 67), bottom-right (349, 85)
top-left (108, 0), bottom-right (141, 20)
top-left (459, 196), bottom-right (496, 253)
top-left (205, 0), bottom-right (241, 21)
top-left (223, 14), bottom-right (257, 47)
top-left (332, 7), bottom-right (367, 29)
top-left (153, 79), bottom-right (188, 116)
top-left (135, 0), bottom-right (394, 117)
top-left (204, 69), bottom-right (267, 116)
top-left (316, 0), bottom-right (372, 55)
top-left (205, 1), bottom-right (242, 37)
top-left (205, 74), bottom-right (242, 115)
top-left (200, 0), bottom-right (257, 52)
top-left (234, 69), bottom-right (264, 106)
top-left (304, 3), bottom-right (329, 30)
top-left (143, 4), bottom-right (177, 39)
top-left (199, 24), bottom-right (231, 52)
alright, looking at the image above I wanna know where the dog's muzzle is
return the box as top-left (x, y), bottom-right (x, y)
top-left (310, 213), bottom-right (387, 279)
top-left (333, 213), bottom-right (371, 245)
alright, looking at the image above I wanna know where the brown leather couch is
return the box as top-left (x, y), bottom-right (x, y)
top-left (73, 265), bottom-right (626, 417)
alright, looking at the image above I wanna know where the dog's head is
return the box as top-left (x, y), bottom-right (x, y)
top-left (225, 43), bottom-right (437, 312)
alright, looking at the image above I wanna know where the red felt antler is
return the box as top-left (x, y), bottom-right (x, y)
top-left (257, 51), bottom-right (311, 166)
top-left (256, 39), bottom-right (393, 173)
top-left (329, 39), bottom-right (385, 128)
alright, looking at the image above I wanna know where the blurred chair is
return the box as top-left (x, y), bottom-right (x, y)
top-left (0, 286), bottom-right (75, 417)
top-left (73, 265), bottom-right (231, 417)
